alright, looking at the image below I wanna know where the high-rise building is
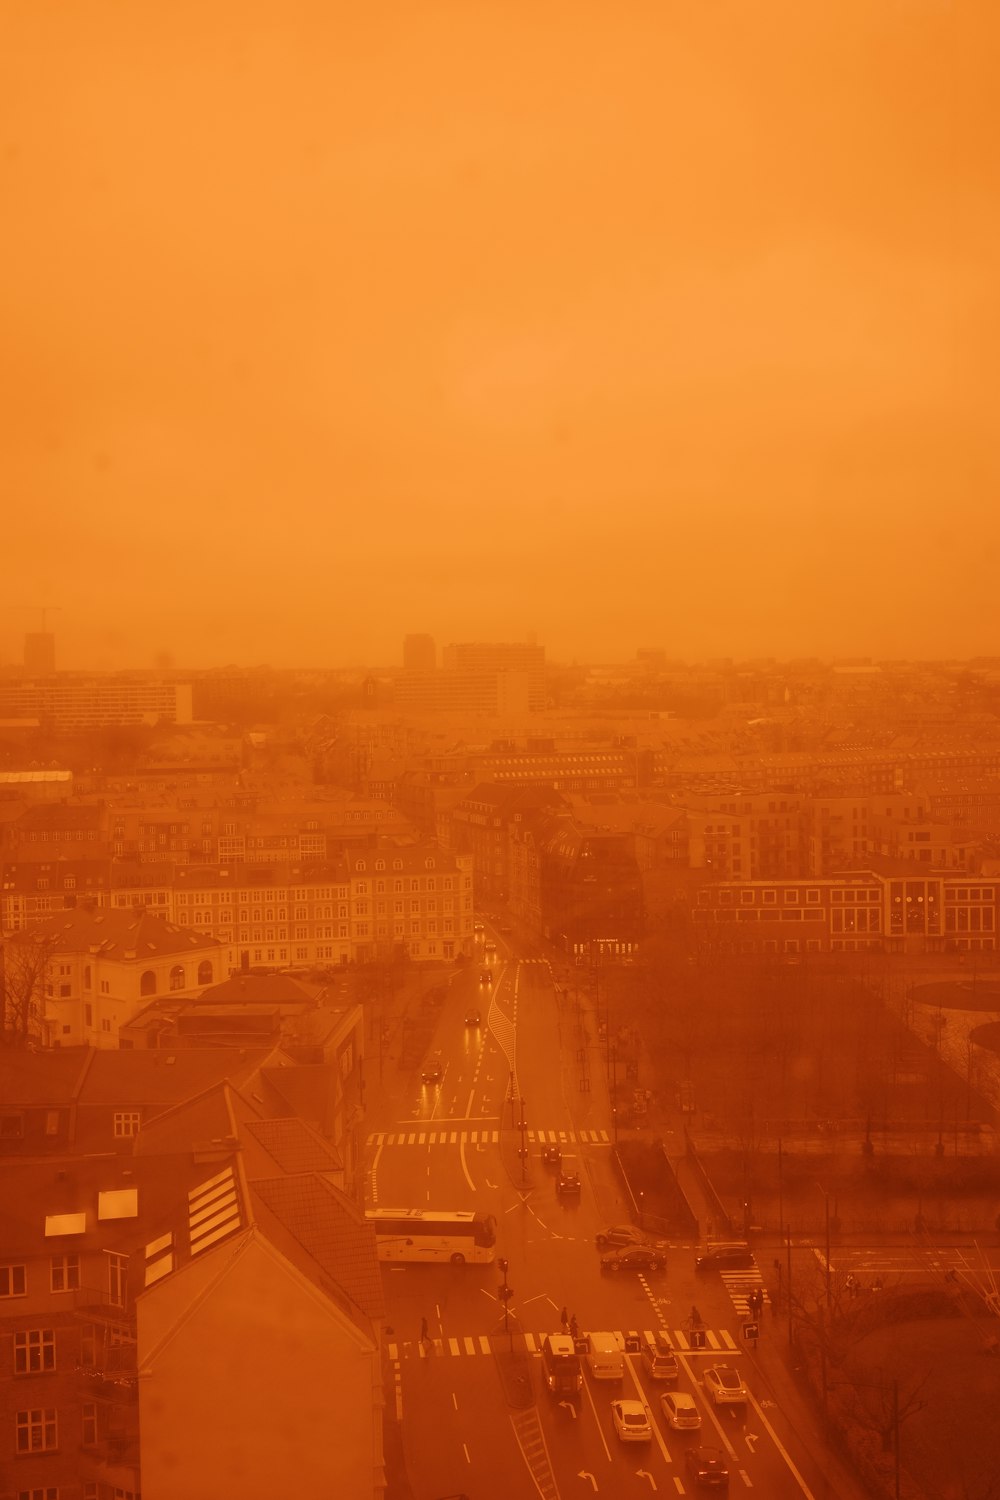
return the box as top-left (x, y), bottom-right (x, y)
top-left (403, 634), bottom-right (436, 670)
top-left (24, 631), bottom-right (56, 674)
top-left (441, 642), bottom-right (546, 711)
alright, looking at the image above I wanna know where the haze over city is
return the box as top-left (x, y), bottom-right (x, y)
top-left (2, 1), bottom-right (997, 671)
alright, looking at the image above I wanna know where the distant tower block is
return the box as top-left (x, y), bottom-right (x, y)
top-left (403, 634), bottom-right (436, 670)
top-left (24, 632), bottom-right (56, 675)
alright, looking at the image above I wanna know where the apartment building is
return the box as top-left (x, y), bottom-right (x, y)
top-left (692, 869), bottom-right (997, 956)
top-left (2, 907), bottom-right (223, 1049)
top-left (0, 677), bottom-right (193, 728)
top-left (0, 1101), bottom-right (386, 1500)
top-left (172, 839), bottom-right (475, 967)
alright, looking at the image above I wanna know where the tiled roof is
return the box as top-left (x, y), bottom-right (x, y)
top-left (243, 1117), bottom-right (343, 1177)
top-left (0, 1046), bottom-right (91, 1105)
top-left (201, 974), bottom-right (316, 1005)
top-left (7, 906), bottom-right (221, 958)
top-left (251, 1174), bottom-right (384, 1321)
top-left (79, 1048), bottom-right (269, 1107)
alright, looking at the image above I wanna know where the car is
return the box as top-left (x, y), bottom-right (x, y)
top-left (420, 1054), bottom-right (444, 1084)
top-left (702, 1365), bottom-right (748, 1404)
top-left (464, 1009), bottom-right (481, 1026)
top-left (541, 1144), bottom-right (562, 1168)
top-left (610, 1399), bottom-right (652, 1443)
top-left (660, 1390), bottom-right (701, 1430)
top-left (595, 1224), bottom-right (646, 1249)
top-left (684, 1446), bottom-right (730, 1488)
top-left (641, 1332), bottom-right (679, 1382)
top-left (600, 1246), bottom-right (664, 1275)
top-left (695, 1243), bottom-right (756, 1272)
top-left (479, 969), bottom-right (493, 984)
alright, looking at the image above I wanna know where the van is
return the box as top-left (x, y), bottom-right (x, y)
top-left (641, 1332), bottom-right (679, 1383)
top-left (557, 1154), bottom-right (580, 1194)
top-left (585, 1331), bottom-right (624, 1381)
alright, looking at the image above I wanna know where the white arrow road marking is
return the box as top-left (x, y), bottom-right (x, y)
top-left (578, 1473), bottom-right (598, 1492)
top-left (559, 1400), bottom-right (578, 1418)
top-left (637, 1470), bottom-right (657, 1489)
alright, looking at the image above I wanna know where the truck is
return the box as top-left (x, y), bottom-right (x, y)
top-left (541, 1334), bottom-right (582, 1394)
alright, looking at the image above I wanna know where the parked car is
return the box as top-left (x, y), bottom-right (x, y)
top-left (600, 1246), bottom-right (664, 1275)
top-left (610, 1399), bottom-right (651, 1443)
top-left (684, 1446), bottom-right (730, 1488)
top-left (595, 1224), bottom-right (646, 1249)
top-left (660, 1391), bottom-right (701, 1430)
top-left (420, 1053), bottom-right (444, 1084)
top-left (702, 1365), bottom-right (748, 1404)
top-left (695, 1243), bottom-right (756, 1272)
top-left (464, 1008), bottom-right (481, 1026)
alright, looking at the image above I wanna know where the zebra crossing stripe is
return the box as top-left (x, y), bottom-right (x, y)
top-left (392, 1328), bottom-right (738, 1361)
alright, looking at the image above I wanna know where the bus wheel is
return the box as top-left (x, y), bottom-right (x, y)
top-left (450, 1252), bottom-right (466, 1265)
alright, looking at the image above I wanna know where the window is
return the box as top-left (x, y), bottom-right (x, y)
top-left (15, 1330), bottom-right (55, 1374)
top-left (16, 1408), bottom-right (57, 1453)
top-left (18, 1487), bottom-right (60, 1500)
top-left (114, 1111), bottom-right (140, 1138)
top-left (169, 964), bottom-right (185, 990)
top-left (197, 960), bottom-right (213, 984)
top-left (82, 1401), bottom-right (98, 1445)
top-left (50, 1254), bottom-right (80, 1293)
top-left (107, 1252), bottom-right (128, 1307)
top-left (2, 1263), bottom-right (27, 1297)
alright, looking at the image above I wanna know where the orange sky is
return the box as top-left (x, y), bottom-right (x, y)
top-left (1, 1), bottom-right (996, 670)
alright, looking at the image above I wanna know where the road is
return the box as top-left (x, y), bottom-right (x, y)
top-left (365, 934), bottom-right (850, 1498)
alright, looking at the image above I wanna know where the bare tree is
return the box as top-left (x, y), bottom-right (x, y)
top-left (1, 931), bottom-right (58, 1047)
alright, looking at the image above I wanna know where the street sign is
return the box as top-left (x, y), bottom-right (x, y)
top-left (743, 1321), bottom-right (759, 1342)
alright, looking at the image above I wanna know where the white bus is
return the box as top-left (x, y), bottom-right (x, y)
top-left (365, 1208), bottom-right (497, 1265)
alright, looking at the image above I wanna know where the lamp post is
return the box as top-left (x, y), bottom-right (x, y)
top-left (517, 1100), bottom-right (528, 1185)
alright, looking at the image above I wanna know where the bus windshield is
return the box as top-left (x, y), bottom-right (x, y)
top-left (365, 1209), bottom-right (497, 1264)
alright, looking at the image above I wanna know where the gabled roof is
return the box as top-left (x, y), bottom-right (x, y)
top-left (250, 1173), bottom-right (383, 1322)
top-left (79, 1047), bottom-right (270, 1107)
top-left (201, 973), bottom-right (317, 1006)
top-left (6, 906), bottom-right (221, 958)
top-left (0, 1046), bottom-right (91, 1105)
top-left (14, 802), bottom-right (103, 831)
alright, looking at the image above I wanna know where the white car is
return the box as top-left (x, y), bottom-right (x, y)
top-left (660, 1390), bottom-right (701, 1430)
top-left (611, 1399), bottom-right (652, 1443)
top-left (702, 1364), bottom-right (748, 1404)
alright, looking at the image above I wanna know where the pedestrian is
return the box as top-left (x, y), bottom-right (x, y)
top-left (560, 1306), bottom-right (569, 1332)
top-left (420, 1316), bottom-right (429, 1346)
top-left (569, 1313), bottom-right (578, 1340)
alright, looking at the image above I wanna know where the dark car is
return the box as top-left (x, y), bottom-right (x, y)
top-left (464, 1008), bottom-right (481, 1027)
top-left (684, 1446), bottom-right (730, 1488)
top-left (595, 1224), bottom-right (646, 1249)
top-left (600, 1246), bottom-right (664, 1275)
top-left (480, 969), bottom-right (493, 984)
top-left (695, 1243), bottom-right (755, 1272)
top-left (541, 1144), bottom-right (562, 1168)
top-left (420, 1054), bottom-right (444, 1084)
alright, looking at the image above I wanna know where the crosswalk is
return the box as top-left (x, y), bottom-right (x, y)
top-left (391, 1326), bottom-right (741, 1363)
top-left (367, 1127), bottom-right (611, 1147)
top-left (720, 1268), bottom-right (770, 1320)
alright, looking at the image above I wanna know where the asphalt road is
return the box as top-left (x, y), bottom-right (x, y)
top-left (365, 934), bottom-right (862, 1499)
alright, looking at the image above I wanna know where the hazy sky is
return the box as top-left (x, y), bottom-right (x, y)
top-left (2, 2), bottom-right (996, 670)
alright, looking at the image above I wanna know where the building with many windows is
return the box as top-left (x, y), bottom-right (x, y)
top-left (2, 907), bottom-right (222, 1049)
top-left (692, 868), bottom-right (997, 956)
